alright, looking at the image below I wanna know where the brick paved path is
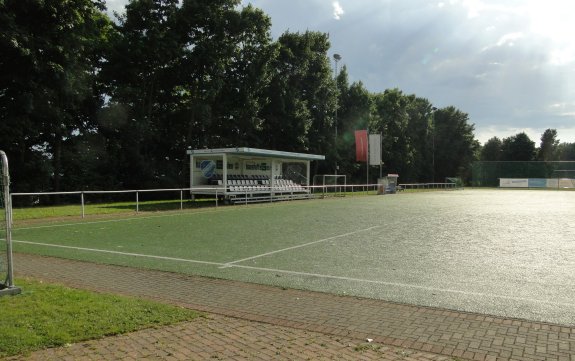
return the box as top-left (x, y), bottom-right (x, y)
top-left (7, 313), bottom-right (452, 361)
top-left (11, 253), bottom-right (575, 361)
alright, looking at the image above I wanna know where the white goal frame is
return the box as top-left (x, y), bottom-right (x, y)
top-left (312, 174), bottom-right (347, 197)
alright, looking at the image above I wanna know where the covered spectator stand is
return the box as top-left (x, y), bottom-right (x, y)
top-left (187, 148), bottom-right (325, 204)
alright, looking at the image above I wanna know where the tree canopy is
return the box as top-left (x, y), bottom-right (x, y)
top-left (480, 137), bottom-right (502, 162)
top-left (1, 0), bottom-right (113, 191)
top-left (0, 0), bottom-right (526, 193)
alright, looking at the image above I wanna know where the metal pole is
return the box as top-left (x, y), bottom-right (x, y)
top-left (180, 189), bottom-right (183, 210)
top-left (379, 132), bottom-right (383, 179)
top-left (81, 192), bottom-right (85, 218)
top-left (366, 127), bottom-right (369, 187)
top-left (9, 193), bottom-right (13, 228)
top-left (189, 153), bottom-right (194, 205)
top-left (431, 107), bottom-right (437, 183)
top-left (432, 132), bottom-right (435, 183)
top-left (333, 53), bottom-right (342, 175)
top-left (1, 151), bottom-right (16, 289)
top-left (367, 164), bottom-right (369, 190)
top-left (136, 191), bottom-right (139, 213)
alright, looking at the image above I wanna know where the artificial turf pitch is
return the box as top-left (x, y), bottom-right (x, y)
top-left (10, 189), bottom-right (575, 326)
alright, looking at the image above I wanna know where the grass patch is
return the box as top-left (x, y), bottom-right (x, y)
top-left (354, 343), bottom-right (382, 353)
top-left (0, 278), bottom-right (199, 357)
top-left (12, 198), bottom-right (218, 221)
top-left (11, 189), bottom-right (383, 222)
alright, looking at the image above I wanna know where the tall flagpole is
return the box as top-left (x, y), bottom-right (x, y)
top-left (333, 54), bottom-right (342, 176)
top-left (366, 127), bottom-right (369, 187)
top-left (379, 132), bottom-right (383, 179)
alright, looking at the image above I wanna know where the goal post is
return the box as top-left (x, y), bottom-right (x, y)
top-left (312, 174), bottom-right (347, 197)
top-left (0, 151), bottom-right (21, 296)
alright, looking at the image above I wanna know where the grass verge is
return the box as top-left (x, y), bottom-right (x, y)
top-left (0, 278), bottom-right (199, 357)
top-left (12, 198), bottom-right (218, 221)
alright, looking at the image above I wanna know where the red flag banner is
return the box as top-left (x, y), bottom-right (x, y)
top-left (355, 130), bottom-right (368, 162)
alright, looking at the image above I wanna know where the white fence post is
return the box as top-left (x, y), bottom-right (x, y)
top-left (81, 192), bottom-right (85, 218)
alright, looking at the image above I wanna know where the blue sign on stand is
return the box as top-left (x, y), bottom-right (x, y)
top-left (528, 178), bottom-right (546, 188)
top-left (200, 160), bottom-right (216, 178)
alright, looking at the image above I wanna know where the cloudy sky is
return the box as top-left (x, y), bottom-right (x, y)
top-left (106, 0), bottom-right (575, 144)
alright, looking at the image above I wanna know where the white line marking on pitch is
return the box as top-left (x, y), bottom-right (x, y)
top-left (13, 240), bottom-right (222, 267)
top-left (228, 264), bottom-right (575, 308)
top-left (14, 239), bottom-right (575, 309)
top-left (219, 225), bottom-right (382, 268)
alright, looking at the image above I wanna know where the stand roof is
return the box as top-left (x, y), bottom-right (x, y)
top-left (186, 147), bottom-right (325, 161)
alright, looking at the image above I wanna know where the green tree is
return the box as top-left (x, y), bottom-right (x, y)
top-left (557, 142), bottom-right (575, 161)
top-left (100, 0), bottom-right (182, 188)
top-left (501, 132), bottom-right (536, 161)
top-left (101, 0), bottom-right (275, 188)
top-left (175, 1), bottom-right (276, 149)
top-left (371, 89), bottom-right (412, 181)
top-left (538, 128), bottom-right (559, 161)
top-left (0, 0), bottom-right (113, 192)
top-left (260, 30), bottom-right (335, 162)
top-left (432, 106), bottom-right (479, 181)
top-left (405, 96), bottom-right (434, 182)
top-left (480, 137), bottom-right (503, 161)
top-left (336, 71), bottom-right (373, 180)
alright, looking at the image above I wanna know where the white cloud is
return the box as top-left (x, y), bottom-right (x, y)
top-left (462, 0), bottom-right (484, 18)
top-left (496, 32), bottom-right (523, 47)
top-left (332, 1), bottom-right (344, 20)
top-left (549, 102), bottom-right (575, 118)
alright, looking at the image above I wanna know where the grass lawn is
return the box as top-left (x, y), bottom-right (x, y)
top-left (11, 198), bottom-right (218, 221)
top-left (10, 189), bottom-right (380, 222)
top-left (0, 278), bottom-right (200, 357)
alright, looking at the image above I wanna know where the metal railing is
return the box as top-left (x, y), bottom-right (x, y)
top-left (10, 183), bottom-right (384, 219)
top-left (399, 182), bottom-right (460, 190)
top-left (11, 188), bottom-right (221, 219)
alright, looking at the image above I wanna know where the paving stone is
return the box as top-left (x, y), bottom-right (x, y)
top-left (9, 253), bottom-right (575, 361)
